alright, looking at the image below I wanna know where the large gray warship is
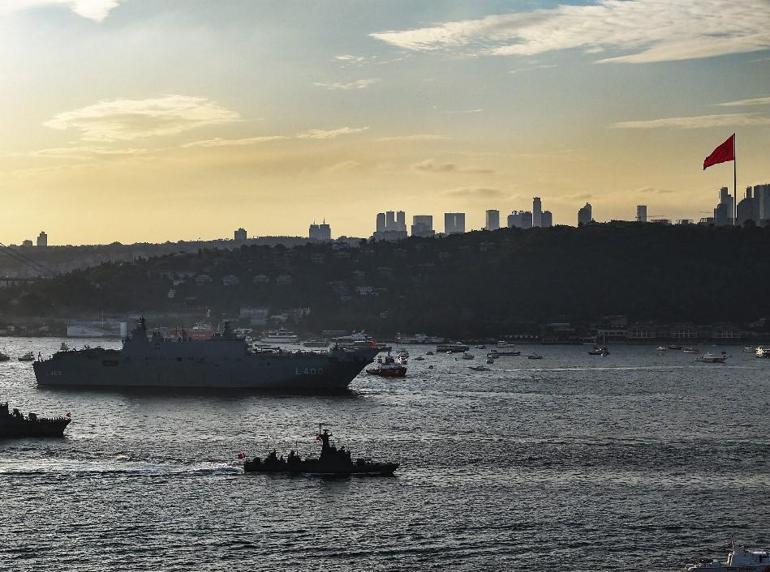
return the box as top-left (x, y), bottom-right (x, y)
top-left (33, 319), bottom-right (378, 391)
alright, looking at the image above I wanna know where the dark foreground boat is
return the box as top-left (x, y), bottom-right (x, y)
top-left (243, 426), bottom-right (398, 476)
top-left (0, 402), bottom-right (70, 438)
top-left (34, 318), bottom-right (378, 392)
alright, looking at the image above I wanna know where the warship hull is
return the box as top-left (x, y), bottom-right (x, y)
top-left (33, 349), bottom-right (376, 391)
top-left (243, 460), bottom-right (399, 476)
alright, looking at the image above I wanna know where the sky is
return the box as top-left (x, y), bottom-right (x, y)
top-left (1, 0), bottom-right (769, 244)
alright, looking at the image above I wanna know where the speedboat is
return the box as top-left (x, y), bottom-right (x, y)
top-left (18, 352), bottom-right (35, 362)
top-left (684, 543), bottom-right (770, 571)
top-left (755, 347), bottom-right (770, 359)
top-left (588, 346), bottom-right (609, 356)
top-left (668, 344), bottom-right (683, 350)
top-left (461, 352), bottom-right (475, 360)
top-left (527, 353), bottom-right (544, 360)
top-left (366, 354), bottom-right (407, 378)
top-left (656, 346), bottom-right (667, 352)
top-left (682, 346), bottom-right (700, 354)
top-left (0, 351), bottom-right (10, 363)
top-left (468, 365), bottom-right (490, 372)
top-left (396, 349), bottom-right (409, 359)
top-left (698, 352), bottom-right (728, 364)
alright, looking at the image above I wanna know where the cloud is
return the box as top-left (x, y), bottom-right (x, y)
top-left (371, 0), bottom-right (770, 64)
top-left (612, 112), bottom-right (770, 129)
top-left (414, 159), bottom-right (493, 174)
top-left (313, 78), bottom-right (380, 91)
top-left (296, 127), bottom-right (369, 140)
top-left (182, 136), bottom-right (288, 148)
top-left (637, 186), bottom-right (675, 194)
top-left (45, 95), bottom-right (240, 142)
top-left (2, 0), bottom-right (122, 21)
top-left (376, 134), bottom-right (448, 142)
top-left (445, 108), bottom-right (483, 115)
top-left (509, 64), bottom-right (557, 74)
top-left (334, 54), bottom-right (367, 64)
top-left (19, 145), bottom-right (147, 160)
top-left (718, 96), bottom-right (770, 107)
top-left (444, 187), bottom-right (509, 199)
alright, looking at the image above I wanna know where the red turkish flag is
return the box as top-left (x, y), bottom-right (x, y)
top-left (703, 134), bottom-right (735, 170)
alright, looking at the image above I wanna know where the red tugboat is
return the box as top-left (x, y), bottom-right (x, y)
top-left (366, 353), bottom-right (407, 378)
top-left (243, 425), bottom-right (398, 476)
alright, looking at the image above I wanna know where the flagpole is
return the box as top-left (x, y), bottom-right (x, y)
top-left (733, 135), bottom-right (737, 226)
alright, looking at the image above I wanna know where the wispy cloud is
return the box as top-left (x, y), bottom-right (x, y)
top-left (2, 0), bottom-right (122, 21)
top-left (45, 95), bottom-right (240, 142)
top-left (296, 127), bottom-right (369, 140)
top-left (313, 78), bottom-right (380, 91)
top-left (334, 54), bottom-right (367, 64)
top-left (613, 112), bottom-right (770, 129)
top-left (637, 186), bottom-right (675, 194)
top-left (17, 145), bottom-right (147, 160)
top-left (371, 0), bottom-right (770, 64)
top-left (414, 159), bottom-right (493, 174)
top-left (509, 64), bottom-right (557, 74)
top-left (444, 187), bottom-right (508, 199)
top-left (376, 134), bottom-right (447, 143)
top-left (182, 136), bottom-right (288, 149)
top-left (445, 108), bottom-right (483, 115)
top-left (718, 96), bottom-right (770, 107)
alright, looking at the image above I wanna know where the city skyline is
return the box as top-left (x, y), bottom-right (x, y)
top-left (1, 1), bottom-right (770, 244)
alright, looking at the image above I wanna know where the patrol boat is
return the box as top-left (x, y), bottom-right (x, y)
top-left (33, 318), bottom-right (378, 392)
top-left (684, 542), bottom-right (770, 571)
top-left (0, 402), bottom-right (70, 438)
top-left (243, 425), bottom-right (398, 476)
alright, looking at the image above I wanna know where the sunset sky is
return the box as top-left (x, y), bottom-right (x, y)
top-left (1, 0), bottom-right (769, 244)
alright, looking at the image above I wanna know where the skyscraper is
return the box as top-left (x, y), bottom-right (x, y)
top-left (485, 210), bottom-right (500, 231)
top-left (386, 211), bottom-right (396, 229)
top-left (755, 183), bottom-right (770, 223)
top-left (411, 215), bottom-right (434, 237)
top-left (714, 187), bottom-right (734, 226)
top-left (577, 203), bottom-right (592, 226)
top-left (36, 231), bottom-right (48, 248)
top-left (541, 211), bottom-right (553, 228)
top-left (396, 211), bottom-right (406, 231)
top-left (532, 197), bottom-right (542, 228)
top-left (636, 205), bottom-right (647, 223)
top-left (444, 213), bottom-right (466, 235)
top-left (309, 221), bottom-right (332, 241)
top-left (374, 210), bottom-right (409, 240)
top-left (507, 211), bottom-right (532, 229)
top-left (376, 212), bottom-right (386, 233)
top-left (233, 228), bottom-right (247, 242)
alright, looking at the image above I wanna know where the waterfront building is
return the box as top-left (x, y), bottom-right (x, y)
top-left (636, 205), bottom-right (647, 223)
top-left (309, 221), bottom-right (332, 241)
top-left (532, 197), bottom-right (542, 228)
top-left (577, 203), bottom-right (593, 226)
top-left (233, 228), bottom-right (247, 242)
top-left (411, 215), bottom-right (434, 238)
top-left (485, 210), bottom-right (500, 231)
top-left (444, 212), bottom-right (466, 235)
top-left (541, 210), bottom-right (553, 228)
top-left (36, 231), bottom-right (48, 248)
top-left (507, 210), bottom-right (532, 229)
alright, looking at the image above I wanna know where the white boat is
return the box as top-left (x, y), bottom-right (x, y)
top-left (684, 543), bottom-right (770, 571)
top-left (396, 349), bottom-right (409, 359)
top-left (755, 347), bottom-right (770, 359)
top-left (656, 346), bottom-right (667, 352)
top-left (682, 346), bottom-right (700, 354)
top-left (698, 352), bottom-right (728, 364)
top-left (260, 329), bottom-right (300, 344)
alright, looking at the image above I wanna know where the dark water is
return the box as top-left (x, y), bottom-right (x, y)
top-left (1, 339), bottom-right (768, 571)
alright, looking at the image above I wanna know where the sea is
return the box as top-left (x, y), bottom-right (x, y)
top-left (1, 338), bottom-right (768, 571)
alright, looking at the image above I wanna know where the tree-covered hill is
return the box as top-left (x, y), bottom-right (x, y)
top-left (2, 222), bottom-right (769, 337)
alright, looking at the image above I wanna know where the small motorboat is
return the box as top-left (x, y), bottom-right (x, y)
top-left (656, 346), bottom-right (667, 352)
top-left (486, 358), bottom-right (495, 365)
top-left (366, 354), bottom-right (407, 378)
top-left (60, 342), bottom-right (69, 351)
top-left (461, 352), bottom-right (475, 360)
top-left (468, 365), bottom-right (490, 372)
top-left (697, 352), bottom-right (728, 364)
top-left (0, 352), bottom-right (10, 363)
top-left (488, 349), bottom-right (520, 357)
top-left (742, 346), bottom-right (756, 353)
top-left (755, 347), bottom-right (770, 359)
top-left (396, 349), bottom-right (409, 359)
top-left (667, 344), bottom-right (682, 350)
top-left (414, 356), bottom-right (425, 361)
top-left (588, 345), bottom-right (609, 356)
top-left (18, 352), bottom-right (35, 362)
top-left (682, 347), bottom-right (700, 354)
top-left (684, 542), bottom-right (770, 571)
top-left (425, 351), bottom-right (434, 356)
top-left (527, 353), bottom-right (544, 360)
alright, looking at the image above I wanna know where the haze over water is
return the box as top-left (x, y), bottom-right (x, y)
top-left (1, 339), bottom-right (768, 570)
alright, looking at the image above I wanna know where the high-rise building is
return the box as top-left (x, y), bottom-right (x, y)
top-left (714, 187), bottom-right (735, 226)
top-left (411, 215), bottom-right (434, 238)
top-left (444, 212), bottom-right (466, 235)
top-left (485, 210), bottom-right (500, 231)
top-left (309, 221), bottom-right (332, 241)
top-left (374, 210), bottom-right (409, 240)
top-left (541, 211), bottom-right (553, 228)
top-left (636, 205), bottom-right (647, 223)
top-left (507, 211), bottom-right (532, 229)
top-left (577, 203), bottom-right (593, 226)
top-left (36, 231), bottom-right (48, 248)
top-left (755, 183), bottom-right (770, 223)
top-left (532, 197), bottom-right (542, 228)
top-left (234, 228), bottom-right (247, 242)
